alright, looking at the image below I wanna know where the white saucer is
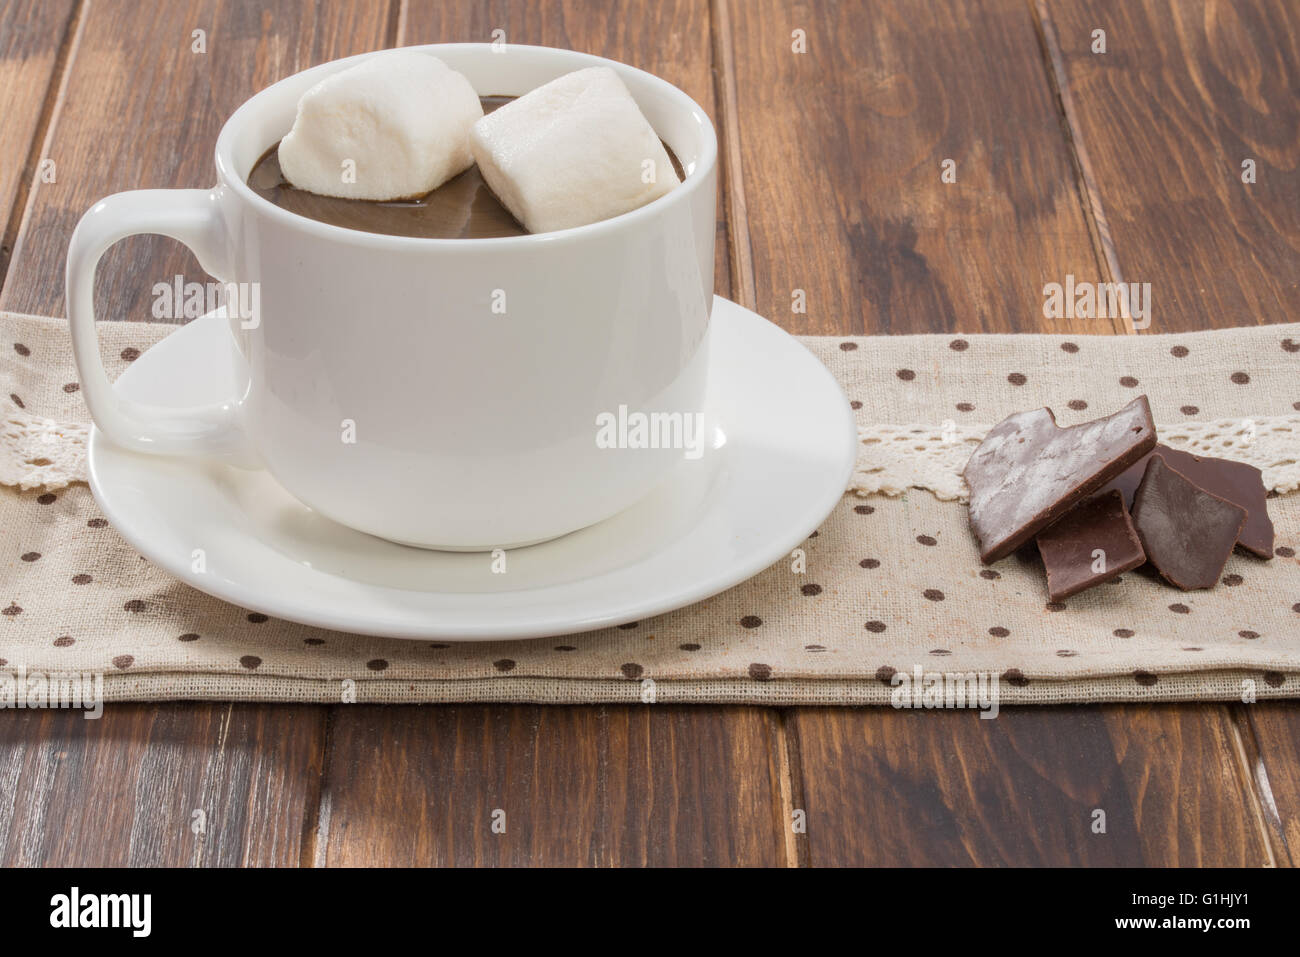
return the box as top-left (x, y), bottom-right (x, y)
top-left (88, 296), bottom-right (857, 640)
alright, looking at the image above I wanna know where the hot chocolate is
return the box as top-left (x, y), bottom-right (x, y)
top-left (248, 96), bottom-right (684, 239)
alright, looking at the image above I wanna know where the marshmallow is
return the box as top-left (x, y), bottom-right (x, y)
top-left (279, 51), bottom-right (482, 201)
top-left (470, 67), bottom-right (680, 233)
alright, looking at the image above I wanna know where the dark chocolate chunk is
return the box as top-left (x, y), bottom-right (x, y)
top-left (1036, 490), bottom-right (1146, 601)
top-left (964, 395), bottom-right (1157, 563)
top-left (1094, 454), bottom-right (1149, 510)
top-left (1131, 455), bottom-right (1246, 590)
top-left (1151, 447), bottom-right (1272, 558)
top-left (1097, 445), bottom-right (1273, 557)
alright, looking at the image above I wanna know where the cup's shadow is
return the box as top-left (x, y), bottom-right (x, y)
top-left (206, 427), bottom-right (726, 594)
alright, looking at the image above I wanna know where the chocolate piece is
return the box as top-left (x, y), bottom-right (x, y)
top-left (964, 395), bottom-right (1157, 563)
top-left (1098, 445), bottom-right (1273, 558)
top-left (1036, 490), bottom-right (1146, 601)
top-left (1130, 456), bottom-right (1246, 590)
top-left (1094, 454), bottom-right (1149, 510)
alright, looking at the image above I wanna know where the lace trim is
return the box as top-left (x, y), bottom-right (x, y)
top-left (852, 415), bottom-right (1300, 501)
top-left (2, 409), bottom-right (1297, 500)
top-left (0, 412), bottom-right (89, 490)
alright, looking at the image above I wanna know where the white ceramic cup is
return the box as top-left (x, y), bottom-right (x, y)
top-left (68, 44), bottom-right (717, 549)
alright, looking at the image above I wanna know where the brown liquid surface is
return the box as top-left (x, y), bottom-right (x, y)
top-left (248, 95), bottom-right (684, 239)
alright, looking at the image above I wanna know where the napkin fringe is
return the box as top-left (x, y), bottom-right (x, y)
top-left (6, 409), bottom-right (1297, 501)
top-left (0, 411), bottom-right (88, 490)
top-left (852, 415), bottom-right (1300, 501)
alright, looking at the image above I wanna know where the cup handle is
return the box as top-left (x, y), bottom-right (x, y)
top-left (66, 188), bottom-right (250, 460)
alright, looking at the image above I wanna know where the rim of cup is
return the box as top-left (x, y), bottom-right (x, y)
top-left (215, 42), bottom-right (719, 249)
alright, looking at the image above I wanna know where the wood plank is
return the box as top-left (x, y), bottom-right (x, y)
top-left (0, 0), bottom-right (79, 289)
top-left (0, 0), bottom-right (393, 867)
top-left (0, 0), bottom-right (395, 319)
top-left (312, 0), bottom-right (781, 869)
top-left (319, 705), bottom-right (786, 866)
top-left (0, 703), bottom-right (326, 866)
top-left (723, 0), bottom-right (1110, 334)
top-left (398, 0), bottom-right (731, 298)
top-left (789, 704), bottom-right (1272, 866)
top-left (1040, 0), bottom-right (1300, 332)
top-left (1038, 0), bottom-right (1300, 861)
top-left (1237, 703), bottom-right (1300, 866)
top-left (723, 0), bottom-right (1273, 866)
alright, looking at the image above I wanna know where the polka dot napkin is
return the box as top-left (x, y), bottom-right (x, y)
top-left (2, 311), bottom-right (1298, 705)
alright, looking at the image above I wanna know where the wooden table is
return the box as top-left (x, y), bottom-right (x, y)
top-left (1, 0), bottom-right (1296, 867)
